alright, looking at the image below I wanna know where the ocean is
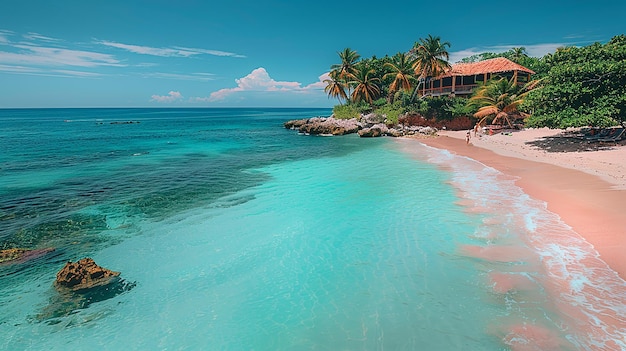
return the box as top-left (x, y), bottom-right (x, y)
top-left (1, 108), bottom-right (624, 350)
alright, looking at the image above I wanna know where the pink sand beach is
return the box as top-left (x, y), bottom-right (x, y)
top-left (404, 128), bottom-right (626, 349)
top-left (414, 127), bottom-right (626, 278)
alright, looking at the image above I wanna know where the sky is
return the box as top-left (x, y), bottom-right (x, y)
top-left (0, 0), bottom-right (624, 108)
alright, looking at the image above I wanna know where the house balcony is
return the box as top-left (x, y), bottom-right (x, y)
top-left (421, 84), bottom-right (478, 97)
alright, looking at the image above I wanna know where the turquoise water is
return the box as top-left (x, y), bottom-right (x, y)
top-left (1, 109), bottom-right (624, 350)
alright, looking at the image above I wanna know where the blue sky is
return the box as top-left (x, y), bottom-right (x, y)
top-left (0, 0), bottom-right (623, 108)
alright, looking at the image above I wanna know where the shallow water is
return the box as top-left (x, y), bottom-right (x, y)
top-left (1, 109), bottom-right (624, 350)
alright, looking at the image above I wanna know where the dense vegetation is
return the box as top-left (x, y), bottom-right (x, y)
top-left (325, 34), bottom-right (626, 129)
top-left (525, 35), bottom-right (626, 128)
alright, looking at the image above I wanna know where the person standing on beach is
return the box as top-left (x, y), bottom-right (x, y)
top-left (466, 130), bottom-right (471, 145)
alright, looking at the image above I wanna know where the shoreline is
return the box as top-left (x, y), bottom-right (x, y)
top-left (408, 129), bottom-right (626, 279)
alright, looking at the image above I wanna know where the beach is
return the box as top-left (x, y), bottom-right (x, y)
top-left (413, 128), bottom-right (626, 279)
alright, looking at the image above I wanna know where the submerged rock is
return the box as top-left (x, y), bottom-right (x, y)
top-left (38, 257), bottom-right (135, 322)
top-left (55, 258), bottom-right (120, 291)
top-left (0, 247), bottom-right (55, 265)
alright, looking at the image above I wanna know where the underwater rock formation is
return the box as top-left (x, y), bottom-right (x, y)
top-left (0, 247), bottom-right (55, 265)
top-left (55, 257), bottom-right (120, 291)
top-left (37, 258), bottom-right (135, 322)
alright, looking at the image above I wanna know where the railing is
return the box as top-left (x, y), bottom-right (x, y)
top-left (422, 84), bottom-right (478, 97)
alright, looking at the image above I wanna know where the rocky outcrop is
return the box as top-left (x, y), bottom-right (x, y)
top-left (357, 124), bottom-right (407, 138)
top-left (285, 115), bottom-right (439, 138)
top-left (285, 117), bottom-right (361, 136)
top-left (358, 124), bottom-right (386, 137)
top-left (39, 258), bottom-right (135, 321)
top-left (283, 118), bottom-right (309, 130)
top-left (55, 258), bottom-right (120, 291)
top-left (0, 247), bottom-right (55, 265)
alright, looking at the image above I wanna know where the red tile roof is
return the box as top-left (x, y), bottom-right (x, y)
top-left (439, 57), bottom-right (535, 78)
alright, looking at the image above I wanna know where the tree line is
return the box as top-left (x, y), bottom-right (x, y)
top-left (324, 34), bottom-right (626, 129)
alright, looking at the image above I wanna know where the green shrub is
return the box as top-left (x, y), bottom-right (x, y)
top-left (375, 103), bottom-right (405, 126)
top-left (372, 98), bottom-right (387, 108)
top-left (332, 104), bottom-right (361, 119)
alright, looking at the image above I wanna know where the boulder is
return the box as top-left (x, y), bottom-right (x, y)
top-left (387, 128), bottom-right (404, 137)
top-left (37, 257), bottom-right (135, 321)
top-left (358, 127), bottom-right (382, 137)
top-left (295, 117), bottom-right (361, 136)
top-left (361, 113), bottom-right (384, 125)
top-left (55, 258), bottom-right (120, 291)
top-left (418, 126), bottom-right (438, 135)
top-left (284, 118), bottom-right (309, 129)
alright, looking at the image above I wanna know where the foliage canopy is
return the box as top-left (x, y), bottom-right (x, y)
top-left (525, 35), bottom-right (626, 128)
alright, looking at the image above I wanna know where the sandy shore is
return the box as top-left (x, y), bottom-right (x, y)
top-left (411, 128), bottom-right (626, 279)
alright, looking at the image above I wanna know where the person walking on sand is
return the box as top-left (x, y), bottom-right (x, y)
top-left (466, 130), bottom-right (471, 145)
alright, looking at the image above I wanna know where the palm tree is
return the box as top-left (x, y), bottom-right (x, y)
top-left (329, 48), bottom-right (360, 103)
top-left (383, 52), bottom-right (416, 101)
top-left (509, 47), bottom-right (528, 62)
top-left (330, 48), bottom-right (361, 81)
top-left (410, 34), bottom-right (452, 98)
top-left (323, 71), bottom-right (348, 104)
top-left (470, 77), bottom-right (539, 128)
top-left (348, 64), bottom-right (381, 104)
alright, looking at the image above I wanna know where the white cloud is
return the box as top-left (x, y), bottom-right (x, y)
top-left (449, 43), bottom-right (568, 63)
top-left (97, 40), bottom-right (245, 58)
top-left (306, 72), bottom-right (331, 90)
top-left (23, 32), bottom-right (61, 42)
top-left (205, 68), bottom-right (325, 102)
top-left (98, 40), bottom-right (197, 57)
top-left (151, 91), bottom-right (183, 103)
top-left (52, 69), bottom-right (102, 77)
top-left (0, 30), bottom-right (13, 45)
top-left (142, 72), bottom-right (215, 81)
top-left (0, 64), bottom-right (39, 74)
top-left (0, 64), bottom-right (102, 78)
top-left (0, 44), bottom-right (123, 67)
top-left (174, 46), bottom-right (246, 58)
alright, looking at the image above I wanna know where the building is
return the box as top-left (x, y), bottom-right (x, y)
top-left (421, 57), bottom-right (535, 97)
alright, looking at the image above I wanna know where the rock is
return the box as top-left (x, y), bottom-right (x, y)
top-left (37, 257), bottom-right (135, 321)
top-left (361, 113), bottom-right (384, 125)
top-left (358, 127), bottom-right (382, 137)
top-left (358, 123), bottom-right (391, 138)
top-left (55, 258), bottom-right (120, 291)
top-left (387, 128), bottom-right (404, 137)
top-left (418, 126), bottom-right (438, 135)
top-left (284, 118), bottom-right (309, 129)
top-left (0, 247), bottom-right (55, 265)
top-left (294, 117), bottom-right (361, 136)
top-left (0, 248), bottom-right (28, 263)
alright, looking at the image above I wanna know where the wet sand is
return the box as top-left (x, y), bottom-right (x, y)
top-left (411, 129), bottom-right (626, 279)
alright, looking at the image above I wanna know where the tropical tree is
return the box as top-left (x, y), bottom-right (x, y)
top-left (510, 47), bottom-right (528, 62)
top-left (525, 35), bottom-right (626, 128)
top-left (330, 48), bottom-right (361, 81)
top-left (323, 71), bottom-right (348, 104)
top-left (470, 77), bottom-right (538, 128)
top-left (410, 34), bottom-right (452, 97)
top-left (348, 64), bottom-right (381, 104)
top-left (383, 52), bottom-right (417, 101)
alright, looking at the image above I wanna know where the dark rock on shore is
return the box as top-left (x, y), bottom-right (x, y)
top-left (285, 117), bottom-right (361, 136)
top-left (285, 114), bottom-right (439, 138)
